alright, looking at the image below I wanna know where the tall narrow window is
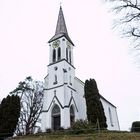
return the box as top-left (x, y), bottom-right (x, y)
top-left (58, 47), bottom-right (61, 61)
top-left (69, 75), bottom-right (72, 85)
top-left (109, 107), bottom-right (113, 126)
top-left (66, 48), bottom-right (68, 61)
top-left (53, 49), bottom-right (56, 62)
top-left (53, 74), bottom-right (57, 85)
top-left (69, 50), bottom-right (71, 64)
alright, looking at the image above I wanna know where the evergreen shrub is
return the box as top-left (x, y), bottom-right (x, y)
top-left (69, 119), bottom-right (95, 134)
top-left (84, 79), bottom-right (107, 129)
top-left (131, 121), bottom-right (140, 132)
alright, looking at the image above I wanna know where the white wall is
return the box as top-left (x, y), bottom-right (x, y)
top-left (101, 98), bottom-right (120, 130)
top-left (42, 71), bottom-right (120, 131)
top-left (74, 77), bottom-right (87, 120)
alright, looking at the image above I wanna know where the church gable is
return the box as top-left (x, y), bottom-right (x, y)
top-left (43, 92), bottom-right (78, 113)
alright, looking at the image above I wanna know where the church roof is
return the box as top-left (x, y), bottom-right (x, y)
top-left (48, 6), bottom-right (74, 46)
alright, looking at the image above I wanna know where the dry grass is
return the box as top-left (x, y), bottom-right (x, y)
top-left (12, 132), bottom-right (140, 140)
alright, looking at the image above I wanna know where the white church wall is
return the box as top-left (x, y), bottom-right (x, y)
top-left (47, 61), bottom-right (75, 89)
top-left (41, 111), bottom-right (51, 131)
top-left (42, 76), bottom-right (77, 130)
top-left (41, 90), bottom-right (53, 131)
top-left (47, 63), bottom-right (64, 88)
top-left (61, 107), bottom-right (70, 129)
top-left (44, 75), bottom-right (48, 88)
top-left (101, 98), bottom-right (120, 130)
top-left (74, 77), bottom-right (87, 120)
top-left (42, 75), bottom-right (120, 131)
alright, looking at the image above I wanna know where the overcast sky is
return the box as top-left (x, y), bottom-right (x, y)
top-left (0, 0), bottom-right (140, 131)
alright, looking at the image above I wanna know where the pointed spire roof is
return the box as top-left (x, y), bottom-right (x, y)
top-left (55, 6), bottom-right (68, 35)
top-left (48, 6), bottom-right (74, 45)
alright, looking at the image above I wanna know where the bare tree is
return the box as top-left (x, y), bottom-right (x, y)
top-left (10, 76), bottom-right (44, 135)
top-left (106, 0), bottom-right (140, 48)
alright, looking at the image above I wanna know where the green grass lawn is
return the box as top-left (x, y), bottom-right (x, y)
top-left (12, 132), bottom-right (140, 140)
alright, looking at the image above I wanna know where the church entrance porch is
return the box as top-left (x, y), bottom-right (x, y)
top-left (52, 104), bottom-right (61, 130)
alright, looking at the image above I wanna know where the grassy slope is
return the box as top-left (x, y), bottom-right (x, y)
top-left (13, 132), bottom-right (140, 140)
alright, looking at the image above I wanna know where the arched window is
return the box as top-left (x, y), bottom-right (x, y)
top-left (58, 47), bottom-right (61, 61)
top-left (52, 49), bottom-right (56, 62)
top-left (69, 50), bottom-right (71, 64)
top-left (66, 48), bottom-right (68, 61)
top-left (109, 107), bottom-right (113, 126)
top-left (70, 105), bottom-right (75, 126)
top-left (52, 104), bottom-right (60, 116)
top-left (52, 104), bottom-right (61, 130)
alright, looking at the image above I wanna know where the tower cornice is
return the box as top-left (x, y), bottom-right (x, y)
top-left (48, 58), bottom-right (75, 69)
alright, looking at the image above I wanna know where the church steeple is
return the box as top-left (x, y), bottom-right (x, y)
top-left (48, 6), bottom-right (74, 46)
top-left (55, 6), bottom-right (68, 35)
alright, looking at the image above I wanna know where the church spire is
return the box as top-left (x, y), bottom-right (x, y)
top-left (55, 6), bottom-right (68, 35)
top-left (48, 6), bottom-right (74, 45)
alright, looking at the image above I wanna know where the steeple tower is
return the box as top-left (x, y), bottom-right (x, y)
top-left (48, 6), bottom-right (74, 46)
top-left (42, 6), bottom-right (77, 130)
top-left (48, 6), bottom-right (74, 66)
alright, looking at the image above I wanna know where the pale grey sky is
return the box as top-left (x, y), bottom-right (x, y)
top-left (0, 0), bottom-right (140, 131)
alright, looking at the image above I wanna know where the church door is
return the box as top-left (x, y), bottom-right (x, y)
top-left (53, 116), bottom-right (60, 130)
top-left (52, 104), bottom-right (61, 130)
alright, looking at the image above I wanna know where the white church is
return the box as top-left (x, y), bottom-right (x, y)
top-left (41, 6), bottom-right (120, 131)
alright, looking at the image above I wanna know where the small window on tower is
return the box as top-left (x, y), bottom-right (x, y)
top-left (58, 47), bottom-right (61, 61)
top-left (53, 49), bottom-right (56, 63)
top-left (53, 75), bottom-right (57, 85)
top-left (69, 50), bottom-right (71, 64)
top-left (69, 75), bottom-right (72, 85)
top-left (66, 48), bottom-right (68, 61)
